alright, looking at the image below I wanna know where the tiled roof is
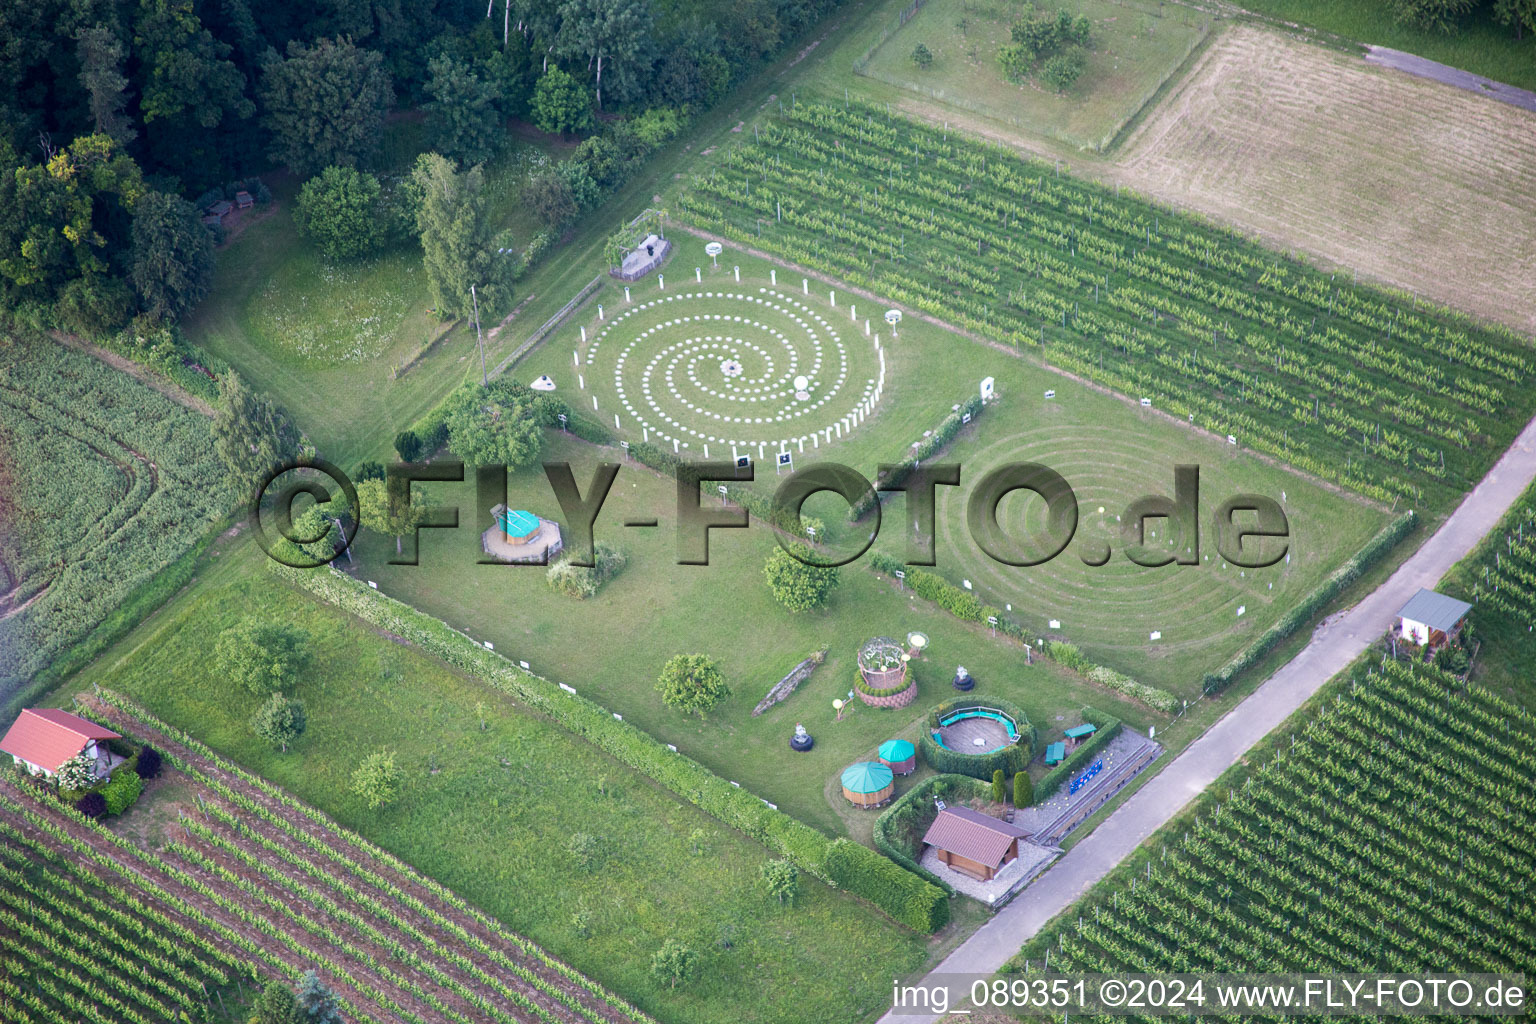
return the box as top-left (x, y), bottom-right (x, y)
top-left (921, 806), bottom-right (1028, 867)
top-left (0, 709), bottom-right (120, 773)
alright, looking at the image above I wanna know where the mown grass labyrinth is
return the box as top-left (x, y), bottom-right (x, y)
top-left (582, 286), bottom-right (884, 453)
top-left (677, 101), bottom-right (1536, 511)
top-left (1010, 661), bottom-right (1536, 995)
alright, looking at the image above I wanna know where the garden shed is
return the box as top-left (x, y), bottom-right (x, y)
top-left (921, 806), bottom-right (1030, 882)
top-left (840, 762), bottom-right (894, 807)
top-left (1395, 588), bottom-right (1471, 649)
top-left (0, 709), bottom-right (122, 782)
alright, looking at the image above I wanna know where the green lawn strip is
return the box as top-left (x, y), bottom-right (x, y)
top-left (1231, 0), bottom-right (1536, 92)
top-left (58, 542), bottom-right (929, 1024)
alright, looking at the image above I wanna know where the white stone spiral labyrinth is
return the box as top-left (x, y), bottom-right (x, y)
top-left (585, 288), bottom-right (885, 451)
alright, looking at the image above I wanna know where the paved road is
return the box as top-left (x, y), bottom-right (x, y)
top-left (879, 413), bottom-right (1536, 1023)
top-left (1364, 46), bottom-right (1536, 114)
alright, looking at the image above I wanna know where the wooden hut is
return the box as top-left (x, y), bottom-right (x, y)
top-left (840, 762), bottom-right (894, 808)
top-left (877, 739), bottom-right (916, 775)
top-left (1395, 588), bottom-right (1471, 650)
top-left (921, 806), bottom-right (1030, 881)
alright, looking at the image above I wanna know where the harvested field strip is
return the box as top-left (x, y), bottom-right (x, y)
top-left (0, 697), bottom-right (653, 1024)
top-left (1116, 25), bottom-right (1536, 338)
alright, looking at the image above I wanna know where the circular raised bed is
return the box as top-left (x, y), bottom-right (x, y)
top-left (855, 637), bottom-right (916, 707)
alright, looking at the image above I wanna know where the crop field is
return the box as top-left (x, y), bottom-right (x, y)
top-left (677, 100), bottom-right (1536, 513)
top-left (1010, 661), bottom-right (1536, 985)
top-left (856, 0), bottom-right (1210, 152)
top-left (1116, 25), bottom-right (1536, 338)
top-left (0, 699), bottom-right (652, 1024)
top-left (1439, 482), bottom-right (1536, 702)
top-left (0, 333), bottom-right (232, 708)
top-left (64, 542), bottom-right (930, 1024)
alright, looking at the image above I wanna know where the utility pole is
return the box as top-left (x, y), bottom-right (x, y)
top-left (471, 283), bottom-right (487, 385)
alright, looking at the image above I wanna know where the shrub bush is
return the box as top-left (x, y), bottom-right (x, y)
top-left (102, 766), bottom-right (143, 815)
top-left (990, 769), bottom-right (1006, 803)
top-left (74, 791), bottom-right (108, 819)
top-left (547, 543), bottom-right (627, 599)
top-left (1013, 770), bottom-right (1033, 808)
top-left (133, 745), bottom-right (162, 779)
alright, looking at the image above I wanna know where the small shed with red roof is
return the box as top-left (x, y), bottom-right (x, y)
top-left (0, 709), bottom-right (121, 782)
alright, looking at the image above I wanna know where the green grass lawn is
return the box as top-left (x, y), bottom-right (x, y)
top-left (61, 540), bottom-right (929, 1024)
top-left (860, 0), bottom-right (1210, 151)
top-left (516, 248), bottom-right (1388, 698)
top-left (1235, 0), bottom-right (1536, 91)
top-left (181, 132), bottom-right (571, 469)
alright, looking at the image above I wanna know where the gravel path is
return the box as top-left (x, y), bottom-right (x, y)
top-left (877, 412), bottom-right (1536, 1023)
top-left (1364, 46), bottom-right (1536, 114)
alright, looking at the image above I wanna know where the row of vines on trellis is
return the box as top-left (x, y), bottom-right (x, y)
top-left (1007, 660), bottom-right (1535, 1008)
top-left (0, 696), bottom-right (654, 1024)
top-left (676, 101), bottom-right (1535, 510)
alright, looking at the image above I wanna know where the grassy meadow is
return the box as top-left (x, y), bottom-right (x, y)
top-left (61, 539), bottom-right (931, 1024)
top-left (860, 0), bottom-right (1211, 150)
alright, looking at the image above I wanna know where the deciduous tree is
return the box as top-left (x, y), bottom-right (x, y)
top-left (129, 189), bottom-right (213, 321)
top-left (530, 66), bottom-right (593, 135)
top-left (425, 55), bottom-right (504, 167)
top-left (351, 749), bottom-right (402, 809)
top-left (216, 621), bottom-right (311, 695)
top-left (763, 545), bottom-right (839, 611)
top-left (443, 382), bottom-right (545, 469)
top-left (261, 37), bottom-right (393, 177)
top-left (555, 0), bottom-right (656, 109)
top-left (293, 166), bottom-right (387, 260)
top-left (410, 152), bottom-right (511, 319)
top-left (759, 859), bottom-right (799, 904)
top-left (251, 693), bottom-right (307, 751)
top-left (211, 370), bottom-right (301, 486)
top-left (650, 939), bottom-right (698, 989)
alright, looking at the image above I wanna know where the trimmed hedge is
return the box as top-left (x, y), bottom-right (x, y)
top-left (824, 839), bottom-right (949, 933)
top-left (102, 765), bottom-right (144, 815)
top-left (852, 669), bottom-right (913, 699)
top-left (918, 696), bottom-right (1035, 780)
top-left (1035, 707), bottom-right (1121, 802)
top-left (851, 394), bottom-right (982, 520)
top-left (269, 562), bottom-right (947, 932)
top-left (1201, 510), bottom-right (1417, 695)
